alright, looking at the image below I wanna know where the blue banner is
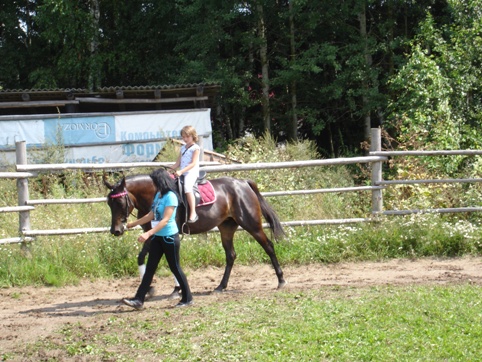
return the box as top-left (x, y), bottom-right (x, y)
top-left (44, 116), bottom-right (116, 145)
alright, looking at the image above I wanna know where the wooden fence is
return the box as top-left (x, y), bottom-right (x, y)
top-left (2, 128), bottom-right (482, 245)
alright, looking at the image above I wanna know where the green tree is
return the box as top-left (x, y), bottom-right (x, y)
top-left (33, 0), bottom-right (100, 89)
top-left (97, 0), bottom-right (179, 86)
top-left (0, 0), bottom-right (48, 88)
top-left (2, 0), bottom-right (475, 158)
top-left (387, 2), bottom-right (482, 174)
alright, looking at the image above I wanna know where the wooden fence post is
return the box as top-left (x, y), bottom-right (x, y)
top-left (16, 141), bottom-right (31, 250)
top-left (370, 128), bottom-right (383, 214)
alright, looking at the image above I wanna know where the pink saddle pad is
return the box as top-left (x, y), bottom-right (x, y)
top-left (198, 181), bottom-right (216, 206)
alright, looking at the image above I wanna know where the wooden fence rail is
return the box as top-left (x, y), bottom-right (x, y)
top-left (1, 128), bottom-right (482, 245)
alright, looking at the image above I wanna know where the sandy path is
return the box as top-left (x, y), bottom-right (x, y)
top-left (1, 257), bottom-right (482, 354)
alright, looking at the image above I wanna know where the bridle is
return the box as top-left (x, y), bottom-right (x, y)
top-left (108, 188), bottom-right (134, 222)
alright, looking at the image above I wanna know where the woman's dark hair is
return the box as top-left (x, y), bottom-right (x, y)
top-left (150, 168), bottom-right (179, 200)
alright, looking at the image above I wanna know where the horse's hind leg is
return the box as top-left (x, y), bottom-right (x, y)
top-left (215, 221), bottom-right (238, 292)
top-left (245, 228), bottom-right (286, 289)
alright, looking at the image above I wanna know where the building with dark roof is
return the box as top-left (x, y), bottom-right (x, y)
top-left (0, 83), bottom-right (220, 116)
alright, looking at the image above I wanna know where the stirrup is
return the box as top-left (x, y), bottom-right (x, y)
top-left (181, 222), bottom-right (191, 236)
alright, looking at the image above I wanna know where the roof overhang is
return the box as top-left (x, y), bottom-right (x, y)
top-left (0, 83), bottom-right (221, 115)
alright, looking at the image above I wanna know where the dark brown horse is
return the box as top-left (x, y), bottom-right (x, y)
top-left (104, 173), bottom-right (286, 291)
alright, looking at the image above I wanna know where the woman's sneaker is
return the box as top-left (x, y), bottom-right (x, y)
top-left (122, 298), bottom-right (143, 310)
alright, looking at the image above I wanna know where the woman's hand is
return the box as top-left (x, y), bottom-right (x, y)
top-left (175, 170), bottom-right (182, 177)
top-left (138, 232), bottom-right (151, 243)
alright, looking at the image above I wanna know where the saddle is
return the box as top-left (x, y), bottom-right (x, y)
top-left (176, 171), bottom-right (215, 234)
top-left (177, 171), bottom-right (216, 209)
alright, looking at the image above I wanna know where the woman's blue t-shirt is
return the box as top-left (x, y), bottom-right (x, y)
top-left (152, 191), bottom-right (178, 236)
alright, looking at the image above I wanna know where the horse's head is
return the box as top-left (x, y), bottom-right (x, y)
top-left (104, 174), bottom-right (133, 236)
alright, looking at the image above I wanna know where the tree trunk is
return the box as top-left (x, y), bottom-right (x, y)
top-left (88, 0), bottom-right (100, 91)
top-left (256, 2), bottom-right (271, 133)
top-left (217, 104), bottom-right (233, 141)
top-left (358, 3), bottom-right (372, 143)
top-left (387, 0), bottom-right (395, 76)
top-left (287, 0), bottom-right (298, 142)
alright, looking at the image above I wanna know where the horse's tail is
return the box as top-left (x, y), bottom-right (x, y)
top-left (247, 180), bottom-right (286, 240)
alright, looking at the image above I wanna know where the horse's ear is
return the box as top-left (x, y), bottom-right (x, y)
top-left (103, 172), bottom-right (115, 190)
top-left (120, 177), bottom-right (126, 189)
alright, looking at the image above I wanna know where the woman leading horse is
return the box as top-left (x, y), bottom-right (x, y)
top-left (104, 170), bottom-right (287, 292)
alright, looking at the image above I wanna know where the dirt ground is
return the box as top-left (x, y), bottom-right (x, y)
top-left (1, 257), bottom-right (482, 355)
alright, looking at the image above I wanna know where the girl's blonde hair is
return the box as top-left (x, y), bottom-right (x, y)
top-left (181, 125), bottom-right (199, 142)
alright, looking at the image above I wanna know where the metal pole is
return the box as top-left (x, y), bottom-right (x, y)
top-left (16, 141), bottom-right (31, 250)
top-left (198, 135), bottom-right (205, 161)
top-left (370, 128), bottom-right (383, 214)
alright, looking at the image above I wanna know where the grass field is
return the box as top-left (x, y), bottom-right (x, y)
top-left (3, 282), bottom-right (481, 361)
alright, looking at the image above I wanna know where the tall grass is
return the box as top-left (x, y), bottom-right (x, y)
top-left (2, 211), bottom-right (482, 288)
top-left (1, 134), bottom-right (482, 287)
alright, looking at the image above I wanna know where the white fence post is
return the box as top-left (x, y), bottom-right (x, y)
top-left (198, 135), bottom-right (204, 161)
top-left (16, 141), bottom-right (31, 248)
top-left (370, 128), bottom-right (383, 214)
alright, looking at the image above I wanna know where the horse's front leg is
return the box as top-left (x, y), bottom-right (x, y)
top-left (215, 224), bottom-right (238, 292)
top-left (137, 237), bottom-right (150, 273)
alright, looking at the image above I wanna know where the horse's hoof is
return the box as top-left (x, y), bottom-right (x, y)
top-left (277, 280), bottom-right (288, 289)
top-left (167, 287), bottom-right (182, 300)
top-left (213, 287), bottom-right (224, 293)
top-left (145, 286), bottom-right (156, 300)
